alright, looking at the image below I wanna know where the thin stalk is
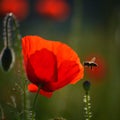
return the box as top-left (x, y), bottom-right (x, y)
top-left (83, 81), bottom-right (92, 120)
top-left (32, 85), bottom-right (41, 120)
top-left (83, 92), bottom-right (92, 120)
top-left (0, 105), bottom-right (5, 120)
top-left (23, 80), bottom-right (27, 119)
top-left (3, 12), bottom-right (20, 48)
top-left (4, 14), bottom-right (10, 47)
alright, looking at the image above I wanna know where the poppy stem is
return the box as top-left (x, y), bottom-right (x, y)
top-left (33, 85), bottom-right (41, 108)
top-left (83, 81), bottom-right (92, 120)
top-left (23, 80), bottom-right (27, 119)
top-left (0, 105), bottom-right (6, 120)
top-left (3, 12), bottom-right (20, 48)
top-left (32, 85), bottom-right (41, 120)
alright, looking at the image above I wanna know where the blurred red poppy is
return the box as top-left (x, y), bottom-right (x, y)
top-left (85, 54), bottom-right (107, 83)
top-left (22, 36), bottom-right (84, 97)
top-left (35, 0), bottom-right (70, 21)
top-left (0, 0), bottom-right (29, 20)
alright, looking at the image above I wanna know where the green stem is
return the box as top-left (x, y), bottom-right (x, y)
top-left (23, 81), bottom-right (27, 119)
top-left (32, 85), bottom-right (41, 120)
top-left (83, 92), bottom-right (92, 120)
top-left (3, 12), bottom-right (20, 47)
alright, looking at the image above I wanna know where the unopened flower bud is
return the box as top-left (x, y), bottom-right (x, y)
top-left (0, 47), bottom-right (15, 71)
top-left (83, 80), bottom-right (91, 92)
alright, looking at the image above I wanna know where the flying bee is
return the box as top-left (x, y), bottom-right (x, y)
top-left (83, 57), bottom-right (98, 69)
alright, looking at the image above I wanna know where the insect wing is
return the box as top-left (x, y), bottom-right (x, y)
top-left (90, 57), bottom-right (96, 62)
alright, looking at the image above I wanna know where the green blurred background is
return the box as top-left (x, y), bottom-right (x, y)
top-left (0, 0), bottom-right (120, 119)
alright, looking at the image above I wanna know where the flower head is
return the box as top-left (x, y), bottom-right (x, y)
top-left (0, 0), bottom-right (29, 20)
top-left (35, 0), bottom-right (70, 21)
top-left (22, 36), bottom-right (84, 97)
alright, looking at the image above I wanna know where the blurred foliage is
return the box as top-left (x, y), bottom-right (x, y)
top-left (0, 0), bottom-right (120, 120)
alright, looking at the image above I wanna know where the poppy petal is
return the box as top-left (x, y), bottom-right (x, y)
top-left (50, 40), bottom-right (84, 84)
top-left (0, 0), bottom-right (29, 20)
top-left (40, 89), bottom-right (53, 98)
top-left (22, 35), bottom-right (82, 67)
top-left (35, 0), bottom-right (70, 21)
top-left (22, 36), bottom-right (52, 66)
top-left (26, 58), bottom-right (41, 85)
top-left (28, 83), bottom-right (52, 98)
top-left (28, 83), bottom-right (38, 92)
top-left (29, 48), bottom-right (57, 83)
top-left (43, 60), bottom-right (83, 91)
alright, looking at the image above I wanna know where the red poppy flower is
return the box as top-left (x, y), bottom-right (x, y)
top-left (22, 36), bottom-right (84, 97)
top-left (0, 0), bottom-right (29, 20)
top-left (35, 0), bottom-right (70, 21)
top-left (85, 54), bottom-right (107, 83)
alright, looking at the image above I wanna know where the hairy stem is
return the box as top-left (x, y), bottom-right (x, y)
top-left (3, 12), bottom-right (20, 47)
top-left (83, 92), bottom-right (92, 120)
top-left (32, 85), bottom-right (41, 120)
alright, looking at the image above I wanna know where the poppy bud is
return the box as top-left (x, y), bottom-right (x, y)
top-left (0, 46), bottom-right (15, 71)
top-left (83, 80), bottom-right (91, 92)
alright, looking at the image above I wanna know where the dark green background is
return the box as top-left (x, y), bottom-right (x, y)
top-left (0, 0), bottom-right (120, 119)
